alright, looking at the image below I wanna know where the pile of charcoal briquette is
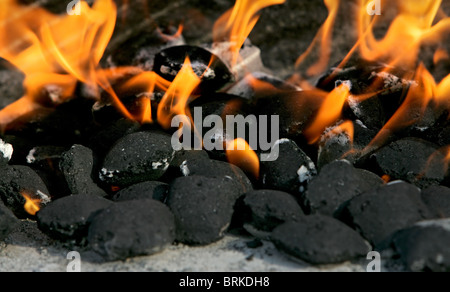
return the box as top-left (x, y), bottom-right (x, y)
top-left (1, 34), bottom-right (450, 272)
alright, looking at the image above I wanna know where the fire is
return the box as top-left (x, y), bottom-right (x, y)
top-left (304, 83), bottom-right (351, 144)
top-left (22, 193), bottom-right (41, 216)
top-left (226, 138), bottom-right (260, 179)
top-left (213, 0), bottom-right (286, 67)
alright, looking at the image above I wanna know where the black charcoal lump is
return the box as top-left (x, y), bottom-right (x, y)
top-left (236, 190), bottom-right (305, 237)
top-left (88, 199), bottom-right (175, 262)
top-left (60, 145), bottom-right (107, 197)
top-left (393, 219), bottom-right (450, 272)
top-left (373, 138), bottom-right (447, 188)
top-left (36, 194), bottom-right (112, 241)
top-left (421, 186), bottom-right (450, 219)
top-left (271, 215), bottom-right (370, 265)
top-left (342, 181), bottom-right (432, 247)
top-left (167, 176), bottom-right (240, 245)
top-left (0, 200), bottom-right (19, 241)
top-left (0, 165), bottom-right (50, 218)
top-left (302, 160), bottom-right (384, 217)
top-left (100, 131), bottom-right (175, 188)
top-left (260, 139), bottom-right (317, 194)
top-left (112, 181), bottom-right (169, 203)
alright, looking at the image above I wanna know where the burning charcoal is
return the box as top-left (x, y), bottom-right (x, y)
top-left (177, 158), bottom-right (253, 195)
top-left (26, 146), bottom-right (70, 199)
top-left (88, 118), bottom-right (140, 160)
top-left (0, 165), bottom-right (50, 218)
top-left (260, 139), bottom-right (316, 194)
top-left (161, 149), bottom-right (210, 181)
top-left (0, 139), bottom-right (13, 165)
top-left (60, 145), bottom-right (107, 197)
top-left (317, 120), bottom-right (378, 168)
top-left (0, 60), bottom-right (25, 110)
top-left (234, 190), bottom-right (305, 238)
top-left (421, 186), bottom-right (450, 219)
top-left (100, 131), bottom-right (175, 188)
top-left (0, 200), bottom-right (19, 241)
top-left (302, 160), bottom-right (384, 217)
top-left (393, 219), bottom-right (450, 272)
top-left (227, 71), bottom-right (300, 101)
top-left (342, 181), bottom-right (432, 248)
top-left (316, 59), bottom-right (411, 130)
top-left (36, 194), bottom-right (112, 241)
top-left (88, 199), bottom-right (175, 262)
top-left (153, 45), bottom-right (234, 93)
top-left (373, 138), bottom-right (447, 188)
top-left (112, 181), bottom-right (169, 203)
top-left (167, 176), bottom-right (240, 245)
top-left (271, 215), bottom-right (370, 265)
top-left (255, 90), bottom-right (325, 140)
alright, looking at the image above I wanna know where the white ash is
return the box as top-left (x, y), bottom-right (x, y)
top-left (152, 158), bottom-right (169, 171)
top-left (26, 148), bottom-right (37, 164)
top-left (371, 71), bottom-right (418, 93)
top-left (160, 65), bottom-right (178, 76)
top-left (355, 119), bottom-right (368, 129)
top-left (100, 168), bottom-right (119, 181)
top-left (36, 190), bottom-right (51, 205)
top-left (0, 139), bottom-right (13, 161)
top-left (180, 160), bottom-right (190, 176)
top-left (348, 95), bottom-right (362, 117)
top-left (44, 84), bottom-right (64, 103)
top-left (335, 80), bottom-right (352, 91)
top-left (415, 219), bottom-right (450, 233)
top-left (297, 160), bottom-right (317, 185)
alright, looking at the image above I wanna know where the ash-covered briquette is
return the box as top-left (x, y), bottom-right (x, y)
top-left (0, 200), bottom-right (19, 241)
top-left (373, 138), bottom-right (447, 189)
top-left (234, 190), bottom-right (305, 238)
top-left (260, 138), bottom-right (316, 195)
top-left (342, 181), bottom-right (432, 248)
top-left (271, 215), bottom-right (370, 265)
top-left (60, 145), bottom-right (107, 197)
top-left (421, 186), bottom-right (450, 219)
top-left (0, 165), bottom-right (50, 218)
top-left (392, 219), bottom-right (450, 272)
top-left (301, 160), bottom-right (383, 217)
top-left (175, 158), bottom-right (253, 195)
top-left (36, 194), bottom-right (112, 241)
top-left (25, 146), bottom-right (70, 199)
top-left (167, 176), bottom-right (241, 245)
top-left (88, 199), bottom-right (176, 262)
top-left (154, 45), bottom-right (234, 93)
top-left (112, 181), bottom-right (169, 203)
top-left (100, 131), bottom-right (175, 188)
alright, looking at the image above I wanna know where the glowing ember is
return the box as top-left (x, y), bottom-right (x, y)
top-left (22, 193), bottom-right (41, 216)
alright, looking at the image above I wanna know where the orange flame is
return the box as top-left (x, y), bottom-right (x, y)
top-left (213, 0), bottom-right (286, 67)
top-left (226, 138), bottom-right (260, 179)
top-left (304, 83), bottom-right (351, 144)
top-left (295, 0), bottom-right (341, 77)
top-left (22, 193), bottom-right (41, 216)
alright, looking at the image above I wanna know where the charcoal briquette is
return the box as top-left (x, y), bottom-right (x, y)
top-left (271, 215), bottom-right (370, 265)
top-left (112, 181), bottom-right (169, 203)
top-left (393, 219), bottom-right (450, 272)
top-left (342, 181), bottom-right (432, 248)
top-left (167, 176), bottom-right (241, 245)
top-left (36, 194), bottom-right (112, 241)
top-left (421, 186), bottom-right (450, 219)
top-left (100, 131), bottom-right (175, 188)
top-left (88, 199), bottom-right (176, 262)
top-left (0, 200), bottom-right (19, 241)
top-left (0, 165), bottom-right (50, 218)
top-left (60, 145), bottom-right (107, 197)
